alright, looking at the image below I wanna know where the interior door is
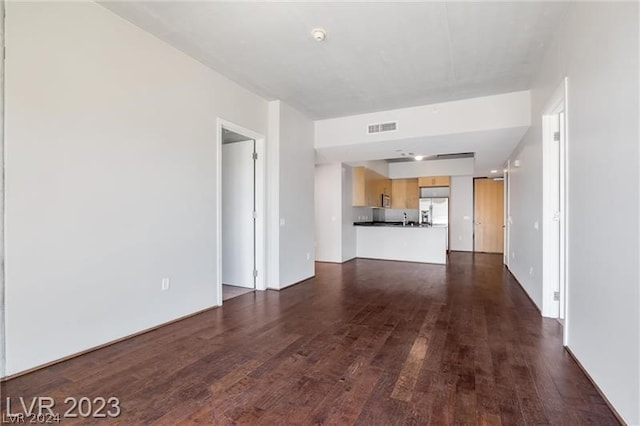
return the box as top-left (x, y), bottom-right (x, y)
top-left (222, 139), bottom-right (255, 288)
top-left (474, 178), bottom-right (504, 253)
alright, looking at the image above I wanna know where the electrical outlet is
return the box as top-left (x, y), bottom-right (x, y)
top-left (458, 235), bottom-right (462, 241)
top-left (306, 252), bottom-right (311, 260)
top-left (280, 218), bottom-right (286, 226)
top-left (161, 277), bottom-right (170, 291)
top-left (529, 267), bottom-right (533, 276)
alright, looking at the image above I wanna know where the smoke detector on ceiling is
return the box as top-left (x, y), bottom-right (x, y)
top-left (312, 28), bottom-right (326, 42)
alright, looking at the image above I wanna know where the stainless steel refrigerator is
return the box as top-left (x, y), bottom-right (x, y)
top-left (419, 198), bottom-right (449, 226)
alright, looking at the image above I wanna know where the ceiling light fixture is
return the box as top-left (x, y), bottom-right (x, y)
top-left (490, 169), bottom-right (498, 174)
top-left (414, 155), bottom-right (424, 161)
top-left (312, 28), bottom-right (326, 42)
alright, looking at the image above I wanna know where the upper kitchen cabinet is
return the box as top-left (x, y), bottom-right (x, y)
top-left (353, 166), bottom-right (390, 207)
top-left (391, 178), bottom-right (419, 209)
top-left (406, 179), bottom-right (419, 208)
top-left (418, 175), bottom-right (450, 187)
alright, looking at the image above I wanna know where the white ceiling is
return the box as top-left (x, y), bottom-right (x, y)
top-left (101, 2), bottom-right (567, 175)
top-left (102, 2), bottom-right (568, 120)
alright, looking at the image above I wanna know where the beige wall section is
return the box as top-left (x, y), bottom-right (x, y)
top-left (4, 2), bottom-right (269, 376)
top-left (507, 3), bottom-right (639, 423)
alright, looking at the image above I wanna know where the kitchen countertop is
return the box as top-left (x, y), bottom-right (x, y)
top-left (353, 221), bottom-right (445, 228)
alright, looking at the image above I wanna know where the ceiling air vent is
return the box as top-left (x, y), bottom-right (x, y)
top-left (367, 121), bottom-right (398, 135)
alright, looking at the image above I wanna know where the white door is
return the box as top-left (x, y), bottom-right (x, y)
top-left (558, 111), bottom-right (567, 321)
top-left (222, 139), bottom-right (255, 288)
top-left (549, 114), bottom-right (562, 318)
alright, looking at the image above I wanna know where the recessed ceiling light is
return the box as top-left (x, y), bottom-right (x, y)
top-left (490, 169), bottom-right (498, 174)
top-left (312, 28), bottom-right (326, 42)
top-left (414, 155), bottom-right (424, 161)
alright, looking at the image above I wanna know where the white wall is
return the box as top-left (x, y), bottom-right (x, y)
top-left (314, 164), bottom-right (343, 263)
top-left (389, 158), bottom-right (474, 178)
top-left (277, 101), bottom-right (316, 288)
top-left (267, 101), bottom-right (281, 288)
top-left (0, 2), bottom-right (5, 379)
top-left (507, 3), bottom-right (639, 423)
top-left (341, 165), bottom-right (357, 262)
top-left (449, 176), bottom-right (474, 252)
top-left (508, 130), bottom-right (543, 305)
top-left (4, 2), bottom-right (270, 376)
top-left (315, 91), bottom-right (530, 148)
top-left (314, 163), bottom-right (357, 263)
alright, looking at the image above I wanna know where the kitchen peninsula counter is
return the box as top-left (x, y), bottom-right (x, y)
top-left (354, 223), bottom-right (447, 264)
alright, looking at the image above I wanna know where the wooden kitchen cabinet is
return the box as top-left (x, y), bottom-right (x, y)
top-left (352, 166), bottom-right (367, 206)
top-left (406, 179), bottom-right (419, 208)
top-left (391, 179), bottom-right (406, 209)
top-left (418, 175), bottom-right (450, 187)
top-left (353, 166), bottom-right (390, 207)
top-left (391, 178), bottom-right (419, 209)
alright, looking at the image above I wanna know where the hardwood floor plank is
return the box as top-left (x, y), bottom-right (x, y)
top-left (4, 253), bottom-right (620, 425)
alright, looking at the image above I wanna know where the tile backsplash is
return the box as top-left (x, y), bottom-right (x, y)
top-left (384, 209), bottom-right (420, 222)
top-left (353, 207), bottom-right (420, 222)
top-left (353, 207), bottom-right (374, 222)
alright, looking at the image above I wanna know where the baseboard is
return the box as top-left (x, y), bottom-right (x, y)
top-left (355, 256), bottom-right (446, 266)
top-left (504, 266), bottom-right (542, 314)
top-left (315, 256), bottom-right (356, 265)
top-left (266, 274), bottom-right (316, 291)
top-left (1, 304), bottom-right (221, 382)
top-left (564, 347), bottom-right (626, 425)
top-left (277, 274), bottom-right (315, 290)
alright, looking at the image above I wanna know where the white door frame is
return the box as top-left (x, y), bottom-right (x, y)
top-left (503, 160), bottom-right (510, 268)
top-left (216, 119), bottom-right (266, 306)
top-left (541, 77), bottom-right (570, 345)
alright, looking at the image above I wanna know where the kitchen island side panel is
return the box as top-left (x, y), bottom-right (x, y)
top-left (355, 226), bottom-right (447, 264)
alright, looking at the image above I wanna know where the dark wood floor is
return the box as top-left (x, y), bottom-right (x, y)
top-left (2, 253), bottom-right (618, 425)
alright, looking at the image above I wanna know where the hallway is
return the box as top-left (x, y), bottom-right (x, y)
top-left (2, 253), bottom-right (617, 424)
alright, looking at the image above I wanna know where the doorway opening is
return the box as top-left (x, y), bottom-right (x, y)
top-left (217, 120), bottom-right (266, 305)
top-left (542, 78), bottom-right (569, 340)
top-left (473, 177), bottom-right (505, 254)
